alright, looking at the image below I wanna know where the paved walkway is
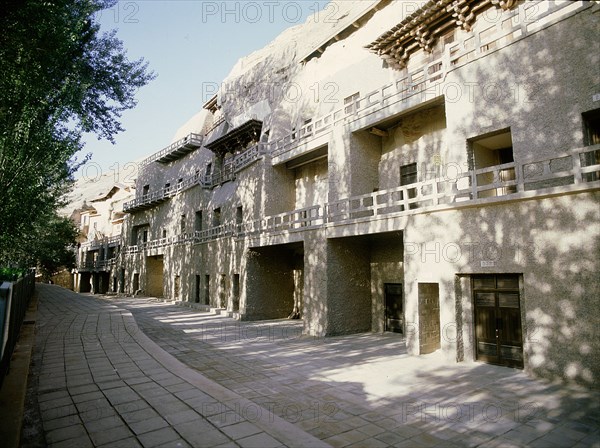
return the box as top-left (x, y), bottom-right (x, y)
top-left (31, 285), bottom-right (599, 447)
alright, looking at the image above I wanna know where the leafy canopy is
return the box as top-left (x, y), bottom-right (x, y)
top-left (0, 0), bottom-right (155, 267)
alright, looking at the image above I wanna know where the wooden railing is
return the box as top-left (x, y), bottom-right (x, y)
top-left (78, 257), bottom-right (118, 270)
top-left (122, 145), bottom-right (600, 255)
top-left (266, 1), bottom-right (586, 161)
top-left (140, 133), bottom-right (203, 166)
top-left (80, 235), bottom-right (121, 250)
top-left (126, 144), bottom-right (267, 212)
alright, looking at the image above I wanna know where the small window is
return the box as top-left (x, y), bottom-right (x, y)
top-left (204, 274), bottom-right (210, 305)
top-left (142, 230), bottom-right (148, 243)
top-left (400, 163), bottom-right (418, 210)
top-left (180, 214), bottom-right (186, 233)
top-left (162, 229), bottom-right (167, 239)
top-left (236, 206), bottom-right (243, 225)
top-left (213, 208), bottom-right (221, 227)
top-left (195, 211), bottom-right (203, 231)
top-left (195, 275), bottom-right (201, 303)
top-left (206, 163), bottom-right (212, 176)
top-left (164, 182), bottom-right (170, 190)
top-left (174, 275), bottom-right (180, 299)
top-left (470, 129), bottom-right (516, 198)
top-left (232, 274), bottom-right (240, 311)
top-left (583, 109), bottom-right (600, 146)
top-left (344, 92), bottom-right (360, 114)
top-left (142, 185), bottom-right (149, 195)
top-left (400, 163), bottom-right (418, 186)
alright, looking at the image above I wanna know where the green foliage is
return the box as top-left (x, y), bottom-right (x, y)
top-left (0, 267), bottom-right (27, 282)
top-left (0, 0), bottom-right (155, 268)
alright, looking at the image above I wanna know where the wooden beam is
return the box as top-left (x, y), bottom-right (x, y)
top-left (369, 127), bottom-right (389, 137)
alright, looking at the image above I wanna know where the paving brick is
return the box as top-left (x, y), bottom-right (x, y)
top-left (220, 421), bottom-right (262, 440)
top-left (130, 415), bottom-right (170, 435)
top-left (163, 409), bottom-right (201, 426)
top-left (72, 390), bottom-right (104, 404)
top-left (237, 432), bottom-right (282, 448)
top-left (39, 396), bottom-right (74, 412)
top-left (48, 434), bottom-right (93, 448)
top-left (38, 390), bottom-right (69, 403)
top-left (88, 424), bottom-right (134, 446)
top-left (138, 427), bottom-right (182, 448)
top-left (84, 414), bottom-right (124, 432)
top-left (41, 404), bottom-right (78, 422)
top-left (98, 437), bottom-right (143, 448)
top-left (174, 420), bottom-right (230, 446)
top-left (45, 423), bottom-right (88, 444)
top-left (115, 399), bottom-right (151, 415)
top-left (103, 385), bottom-right (141, 405)
top-left (69, 384), bottom-right (100, 396)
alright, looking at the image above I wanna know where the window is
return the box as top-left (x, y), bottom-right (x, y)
top-left (583, 109), bottom-right (600, 146)
top-left (142, 230), bottom-right (148, 243)
top-left (206, 163), bottom-right (212, 176)
top-left (195, 211), bottom-right (203, 232)
top-left (400, 163), bottom-right (418, 186)
top-left (344, 92), bottom-right (360, 114)
top-left (180, 214), bottom-right (186, 233)
top-left (162, 229), bottom-right (167, 239)
top-left (204, 274), bottom-right (210, 305)
top-left (164, 182), bottom-right (170, 190)
top-left (131, 227), bottom-right (138, 245)
top-left (236, 206), bottom-right (243, 225)
top-left (142, 185), bottom-right (149, 195)
top-left (195, 275), bottom-right (201, 303)
top-left (174, 275), bottom-right (180, 299)
top-left (213, 208), bottom-right (221, 227)
top-left (232, 274), bottom-right (240, 311)
top-left (470, 129), bottom-right (516, 198)
top-left (400, 163), bottom-right (418, 210)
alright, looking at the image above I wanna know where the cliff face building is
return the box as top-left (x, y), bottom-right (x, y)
top-left (73, 184), bottom-right (133, 294)
top-left (76, 0), bottom-right (599, 386)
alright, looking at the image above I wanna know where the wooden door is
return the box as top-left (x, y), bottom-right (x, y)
top-left (473, 275), bottom-right (523, 368)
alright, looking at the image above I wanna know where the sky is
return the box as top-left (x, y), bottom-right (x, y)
top-left (78, 0), bottom-right (329, 180)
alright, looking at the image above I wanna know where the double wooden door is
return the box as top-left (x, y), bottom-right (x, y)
top-left (473, 275), bottom-right (523, 368)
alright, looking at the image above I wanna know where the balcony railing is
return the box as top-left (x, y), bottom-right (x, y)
top-left (126, 144), bottom-right (267, 212)
top-left (241, 206), bottom-right (324, 236)
top-left (121, 145), bottom-right (599, 255)
top-left (77, 257), bottom-right (118, 271)
top-left (124, 171), bottom-right (202, 212)
top-left (233, 143), bottom-right (267, 172)
top-left (140, 133), bottom-right (203, 166)
top-left (80, 235), bottom-right (121, 250)
top-left (266, 1), bottom-right (585, 161)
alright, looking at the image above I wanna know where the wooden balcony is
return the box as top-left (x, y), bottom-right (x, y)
top-left (126, 144), bottom-right (267, 212)
top-left (77, 257), bottom-right (118, 271)
top-left (124, 172), bottom-right (202, 213)
top-left (267, 1), bottom-right (587, 164)
top-left (141, 133), bottom-right (203, 166)
top-left (122, 144), bottom-right (600, 255)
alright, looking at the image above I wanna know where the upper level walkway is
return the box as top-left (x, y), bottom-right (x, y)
top-left (30, 285), bottom-right (598, 447)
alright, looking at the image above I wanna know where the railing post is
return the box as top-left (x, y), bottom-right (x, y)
top-left (573, 151), bottom-right (583, 185)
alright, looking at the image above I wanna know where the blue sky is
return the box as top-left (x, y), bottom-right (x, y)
top-left (79, 0), bottom-right (328, 180)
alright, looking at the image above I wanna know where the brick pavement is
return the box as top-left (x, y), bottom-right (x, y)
top-left (110, 296), bottom-right (600, 448)
top-left (32, 284), bottom-right (326, 448)
top-left (30, 285), bottom-right (600, 447)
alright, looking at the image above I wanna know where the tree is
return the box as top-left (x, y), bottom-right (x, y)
top-left (32, 214), bottom-right (79, 280)
top-left (0, 0), bottom-right (155, 266)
